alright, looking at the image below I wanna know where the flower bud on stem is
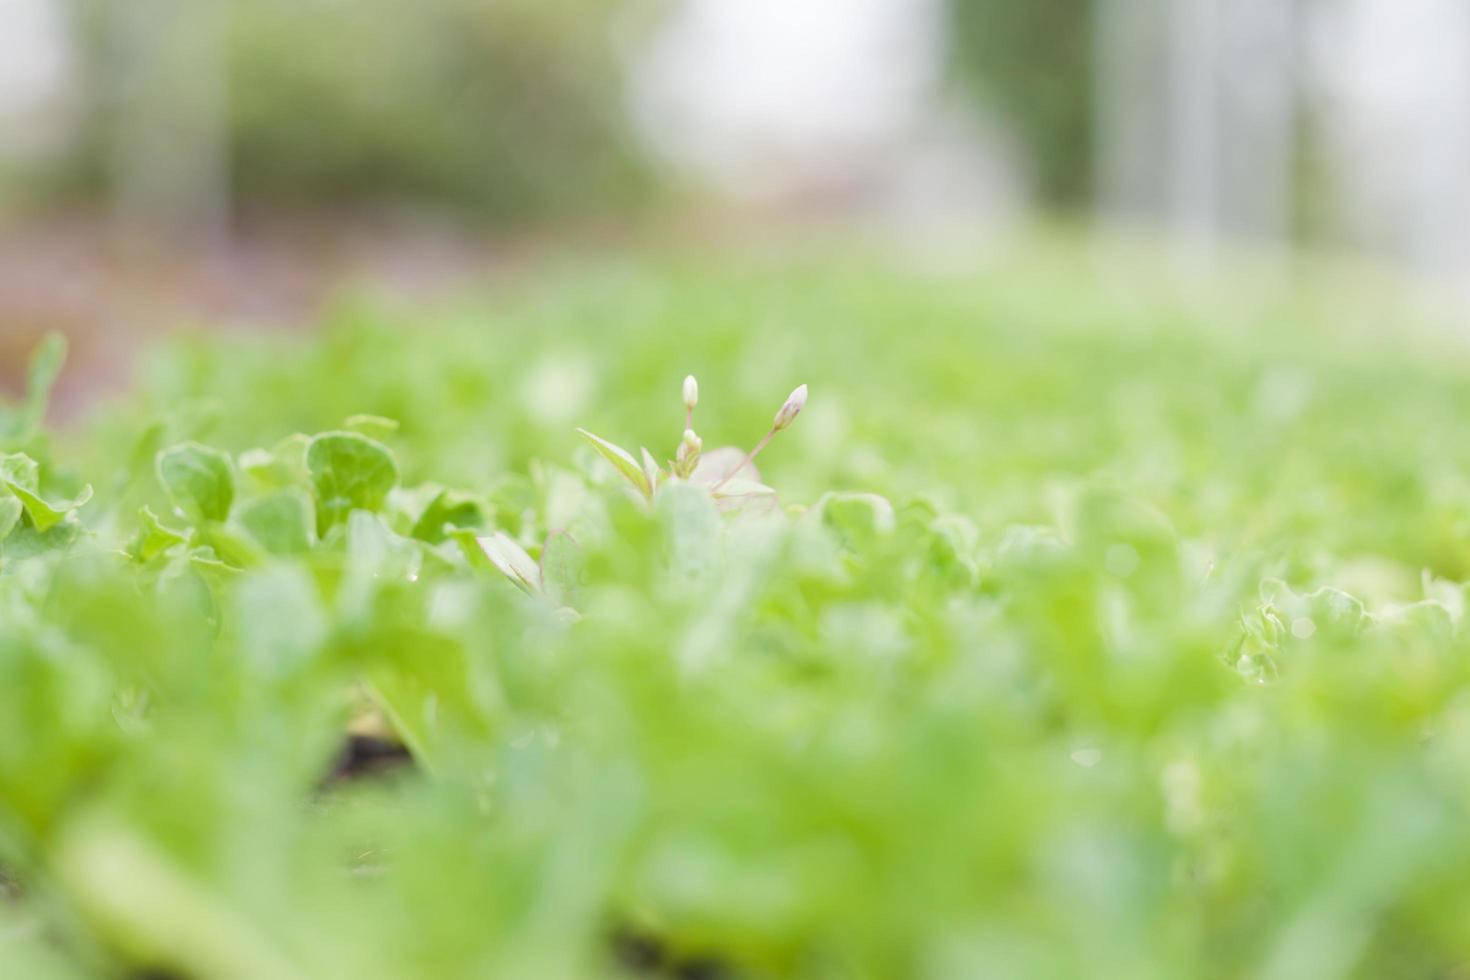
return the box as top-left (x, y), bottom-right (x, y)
top-left (682, 375), bottom-right (699, 431)
top-left (710, 383), bottom-right (807, 492)
top-left (772, 384), bottom-right (807, 432)
top-left (675, 427), bottom-right (702, 478)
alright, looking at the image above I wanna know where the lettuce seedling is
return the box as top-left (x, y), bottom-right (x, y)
top-left (2, 449), bottom-right (92, 538)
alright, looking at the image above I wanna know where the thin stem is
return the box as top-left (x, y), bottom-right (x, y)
top-left (710, 427), bottom-right (775, 492)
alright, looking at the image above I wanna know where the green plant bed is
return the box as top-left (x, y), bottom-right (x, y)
top-left (5, 245), bottom-right (1470, 977)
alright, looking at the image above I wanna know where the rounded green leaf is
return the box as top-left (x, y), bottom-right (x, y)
top-left (237, 491), bottom-right (314, 555)
top-left (343, 414), bottom-right (401, 442)
top-left (306, 431), bottom-right (399, 532)
top-left (157, 443), bottom-right (235, 523)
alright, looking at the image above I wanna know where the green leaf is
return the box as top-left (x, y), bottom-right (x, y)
top-left (344, 414), bottom-right (401, 441)
top-left (130, 505), bottom-right (190, 562)
top-left (200, 523), bottom-right (267, 569)
top-left (0, 494), bottom-right (22, 539)
top-left (5, 481), bottom-right (93, 533)
top-left (156, 443), bottom-right (235, 523)
top-left (539, 530), bottom-right (584, 607)
top-left (1, 333), bottom-right (66, 446)
top-left (0, 515), bottom-right (82, 559)
top-left (238, 434), bottom-right (312, 492)
top-left (0, 452), bottom-right (40, 494)
top-left (305, 431), bottom-right (399, 532)
top-left (54, 820), bottom-right (310, 980)
top-left (455, 530), bottom-right (540, 593)
top-left (640, 446), bottom-right (662, 490)
top-left (236, 491), bottom-right (314, 555)
top-left (25, 333), bottom-right (66, 418)
top-left (814, 492), bottom-right (895, 539)
top-left (233, 565), bottom-right (327, 677)
top-left (576, 428), bottom-right (651, 497)
top-left (656, 479), bottom-right (722, 580)
top-left (410, 488), bottom-right (486, 544)
top-left (449, 527), bottom-right (498, 576)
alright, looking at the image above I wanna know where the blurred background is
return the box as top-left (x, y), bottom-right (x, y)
top-left (3, 0), bottom-right (1469, 400)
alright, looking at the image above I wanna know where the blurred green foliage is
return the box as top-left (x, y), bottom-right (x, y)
top-left (22, 0), bottom-right (1106, 220)
top-left (8, 247), bottom-right (1470, 976)
top-left (53, 0), bottom-right (650, 222)
top-left (949, 0), bottom-right (1095, 207)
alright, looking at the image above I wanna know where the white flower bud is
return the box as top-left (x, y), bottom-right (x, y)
top-left (772, 383), bottom-right (807, 431)
top-left (675, 427), bottom-right (703, 477)
top-left (682, 375), bottom-right (699, 412)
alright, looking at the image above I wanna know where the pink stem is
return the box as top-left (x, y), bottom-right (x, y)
top-left (710, 428), bottom-right (775, 492)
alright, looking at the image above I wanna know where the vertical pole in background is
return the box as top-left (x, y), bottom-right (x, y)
top-left (1093, 0), bottom-right (1169, 230)
top-left (104, 0), bottom-right (230, 244)
top-left (1094, 0), bottom-right (1298, 266)
top-left (1167, 0), bottom-right (1219, 254)
top-left (1216, 0), bottom-right (1296, 244)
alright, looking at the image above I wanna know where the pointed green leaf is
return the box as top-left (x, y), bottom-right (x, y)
top-left (131, 505), bottom-right (190, 562)
top-left (458, 530), bottom-right (541, 593)
top-left (576, 428), bottom-right (651, 497)
top-left (25, 333), bottom-right (66, 418)
top-left (1, 333), bottom-right (66, 445)
top-left (450, 527), bottom-right (497, 575)
top-left (5, 481), bottom-right (92, 533)
top-left (640, 446), bottom-right (662, 491)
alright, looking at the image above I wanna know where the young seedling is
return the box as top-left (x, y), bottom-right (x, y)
top-left (575, 377), bottom-right (807, 504)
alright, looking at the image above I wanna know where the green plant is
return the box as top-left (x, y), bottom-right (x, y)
top-left (577, 375), bottom-right (806, 508)
top-left (8, 247), bottom-right (1470, 977)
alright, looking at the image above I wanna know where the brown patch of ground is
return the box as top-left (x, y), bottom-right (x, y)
top-left (0, 207), bottom-right (506, 420)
